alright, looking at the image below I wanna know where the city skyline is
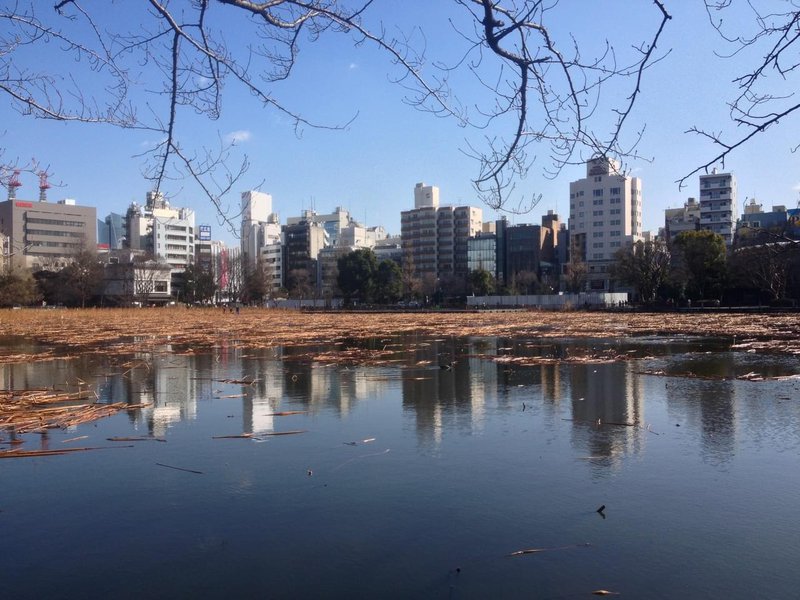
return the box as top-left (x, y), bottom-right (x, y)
top-left (1, 2), bottom-right (799, 247)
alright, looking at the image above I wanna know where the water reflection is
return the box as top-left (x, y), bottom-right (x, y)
top-left (3, 334), bottom-right (800, 599)
top-left (568, 360), bottom-right (645, 467)
top-left (1, 335), bottom-right (798, 465)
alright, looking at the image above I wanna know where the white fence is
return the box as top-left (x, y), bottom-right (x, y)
top-left (272, 298), bottom-right (344, 309)
top-left (466, 292), bottom-right (628, 309)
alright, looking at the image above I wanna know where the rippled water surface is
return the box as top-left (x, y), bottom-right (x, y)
top-left (2, 335), bottom-right (800, 599)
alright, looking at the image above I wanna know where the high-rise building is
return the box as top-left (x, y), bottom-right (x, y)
top-left (286, 206), bottom-right (353, 247)
top-left (98, 212), bottom-right (126, 250)
top-left (699, 169), bottom-right (737, 245)
top-left (569, 157), bottom-right (643, 291)
top-left (401, 183), bottom-right (483, 290)
top-left (282, 220), bottom-right (327, 292)
top-left (241, 190), bottom-right (280, 270)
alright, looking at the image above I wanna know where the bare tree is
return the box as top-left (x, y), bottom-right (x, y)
top-left (610, 239), bottom-right (671, 304)
top-left (0, 1), bottom-right (675, 216)
top-left (679, 2), bottom-right (800, 186)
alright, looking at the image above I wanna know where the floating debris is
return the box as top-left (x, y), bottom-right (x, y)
top-left (3, 308), bottom-right (799, 359)
top-left (0, 445), bottom-right (134, 458)
top-left (155, 462), bottom-right (203, 475)
top-left (508, 543), bottom-right (591, 557)
top-left (0, 390), bottom-right (148, 435)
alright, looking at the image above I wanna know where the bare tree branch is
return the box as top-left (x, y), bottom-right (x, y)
top-left (680, 2), bottom-right (800, 188)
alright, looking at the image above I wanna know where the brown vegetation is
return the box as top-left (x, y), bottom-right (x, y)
top-left (0, 307), bottom-right (798, 358)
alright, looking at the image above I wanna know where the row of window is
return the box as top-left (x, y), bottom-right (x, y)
top-left (26, 229), bottom-right (85, 238)
top-left (26, 217), bottom-right (86, 228)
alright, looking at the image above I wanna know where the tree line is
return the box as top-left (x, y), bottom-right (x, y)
top-left (2, 230), bottom-right (799, 308)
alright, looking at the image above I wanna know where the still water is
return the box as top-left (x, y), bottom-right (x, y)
top-left (2, 335), bottom-right (800, 599)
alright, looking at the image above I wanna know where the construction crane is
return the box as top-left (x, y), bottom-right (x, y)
top-left (7, 169), bottom-right (22, 201)
top-left (38, 170), bottom-right (51, 202)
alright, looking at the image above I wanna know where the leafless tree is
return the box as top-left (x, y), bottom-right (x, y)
top-left (0, 1), bottom-right (675, 217)
top-left (448, 0), bottom-right (671, 211)
top-left (679, 1), bottom-right (800, 186)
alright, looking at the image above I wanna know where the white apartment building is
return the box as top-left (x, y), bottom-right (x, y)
top-left (259, 239), bottom-right (283, 294)
top-left (569, 157), bottom-right (643, 290)
top-left (698, 169), bottom-right (737, 245)
top-left (126, 191), bottom-right (195, 273)
top-left (414, 182), bottom-right (440, 208)
top-left (339, 223), bottom-right (388, 248)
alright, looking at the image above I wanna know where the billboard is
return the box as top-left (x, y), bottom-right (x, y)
top-left (199, 224), bottom-right (212, 241)
top-left (787, 209), bottom-right (800, 238)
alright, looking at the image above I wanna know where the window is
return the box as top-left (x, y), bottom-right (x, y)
top-left (593, 210), bottom-right (603, 216)
top-left (593, 221), bottom-right (603, 227)
top-left (609, 187), bottom-right (621, 195)
top-left (593, 189), bottom-right (604, 197)
top-left (592, 231), bottom-right (604, 238)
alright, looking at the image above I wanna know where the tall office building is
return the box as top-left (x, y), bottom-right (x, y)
top-left (286, 206), bottom-right (353, 247)
top-left (241, 190), bottom-right (280, 270)
top-left (568, 157), bottom-right (643, 291)
top-left (0, 197), bottom-right (97, 270)
top-left (698, 170), bottom-right (737, 245)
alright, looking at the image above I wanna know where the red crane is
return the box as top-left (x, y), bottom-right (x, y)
top-left (7, 169), bottom-right (22, 201)
top-left (38, 170), bottom-right (51, 202)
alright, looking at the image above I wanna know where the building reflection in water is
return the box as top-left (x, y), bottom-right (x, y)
top-left (567, 360), bottom-right (645, 468)
top-left (665, 378), bottom-right (737, 466)
top-left (4, 334), bottom-right (780, 468)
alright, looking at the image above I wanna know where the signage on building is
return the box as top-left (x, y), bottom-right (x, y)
top-left (788, 209), bottom-right (800, 237)
top-left (15, 201), bottom-right (33, 208)
top-left (199, 225), bottom-right (212, 241)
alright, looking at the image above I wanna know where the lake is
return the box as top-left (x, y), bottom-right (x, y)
top-left (2, 334), bottom-right (799, 598)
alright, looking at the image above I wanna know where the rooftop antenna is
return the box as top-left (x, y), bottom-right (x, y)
top-left (38, 171), bottom-right (51, 202)
top-left (7, 169), bottom-right (22, 201)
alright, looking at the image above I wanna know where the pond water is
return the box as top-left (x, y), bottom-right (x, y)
top-left (2, 335), bottom-right (800, 599)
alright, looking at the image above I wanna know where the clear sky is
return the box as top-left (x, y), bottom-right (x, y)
top-left (2, 1), bottom-right (798, 246)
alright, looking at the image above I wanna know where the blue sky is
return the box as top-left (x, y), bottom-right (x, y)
top-left (2, 1), bottom-right (799, 246)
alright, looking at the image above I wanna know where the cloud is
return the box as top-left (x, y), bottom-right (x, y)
top-left (349, 62), bottom-right (358, 70)
top-left (792, 182), bottom-right (800, 192)
top-left (225, 130), bottom-right (252, 145)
